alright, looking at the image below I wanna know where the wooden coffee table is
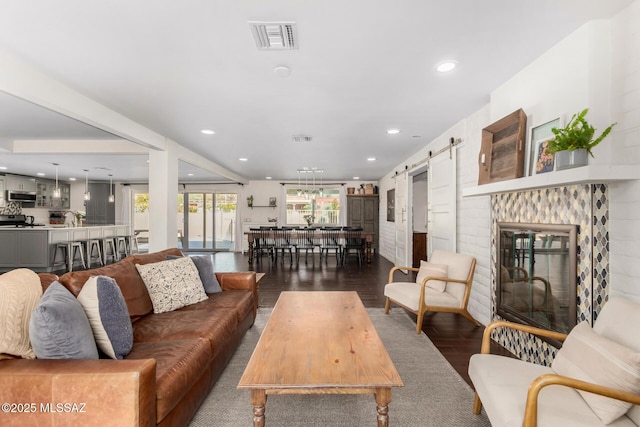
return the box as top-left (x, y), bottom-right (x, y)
top-left (238, 291), bottom-right (403, 426)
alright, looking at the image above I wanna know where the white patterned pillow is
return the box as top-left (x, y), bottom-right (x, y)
top-left (552, 321), bottom-right (640, 424)
top-left (135, 257), bottom-right (208, 314)
top-left (415, 261), bottom-right (448, 292)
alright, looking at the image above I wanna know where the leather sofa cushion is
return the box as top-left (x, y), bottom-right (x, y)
top-left (126, 338), bottom-right (211, 423)
top-left (177, 290), bottom-right (254, 324)
top-left (58, 261), bottom-right (153, 322)
top-left (132, 308), bottom-right (238, 357)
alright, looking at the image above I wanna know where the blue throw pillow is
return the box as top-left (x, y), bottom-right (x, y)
top-left (29, 282), bottom-right (99, 359)
top-left (166, 255), bottom-right (222, 293)
top-left (77, 276), bottom-right (133, 359)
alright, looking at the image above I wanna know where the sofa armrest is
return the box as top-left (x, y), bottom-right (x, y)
top-left (216, 272), bottom-right (258, 316)
top-left (480, 320), bottom-right (568, 354)
top-left (523, 373), bottom-right (640, 427)
top-left (0, 359), bottom-right (156, 427)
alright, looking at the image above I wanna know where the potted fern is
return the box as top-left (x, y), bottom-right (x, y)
top-left (544, 108), bottom-right (617, 170)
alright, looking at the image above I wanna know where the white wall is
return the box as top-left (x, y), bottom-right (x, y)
top-left (378, 3), bottom-right (640, 323)
top-left (608, 1), bottom-right (640, 302)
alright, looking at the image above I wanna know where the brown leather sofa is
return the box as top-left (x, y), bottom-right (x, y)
top-left (0, 248), bottom-right (258, 427)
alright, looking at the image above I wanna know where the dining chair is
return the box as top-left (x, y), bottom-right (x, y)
top-left (250, 228), bottom-right (273, 263)
top-left (320, 227), bottom-right (342, 265)
top-left (342, 228), bottom-right (364, 265)
top-left (272, 228), bottom-right (294, 265)
top-left (295, 228), bottom-right (319, 264)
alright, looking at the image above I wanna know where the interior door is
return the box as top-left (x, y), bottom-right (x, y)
top-left (394, 172), bottom-right (410, 267)
top-left (427, 148), bottom-right (457, 255)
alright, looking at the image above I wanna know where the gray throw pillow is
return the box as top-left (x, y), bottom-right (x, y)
top-left (166, 255), bottom-right (222, 293)
top-left (77, 276), bottom-right (133, 359)
top-left (29, 282), bottom-right (99, 359)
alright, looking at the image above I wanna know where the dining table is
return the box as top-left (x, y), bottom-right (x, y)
top-left (245, 229), bottom-right (375, 264)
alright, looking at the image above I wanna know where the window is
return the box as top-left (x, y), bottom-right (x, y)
top-left (285, 187), bottom-right (340, 226)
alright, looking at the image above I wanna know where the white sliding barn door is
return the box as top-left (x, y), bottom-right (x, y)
top-left (427, 149), bottom-right (457, 255)
top-left (394, 172), bottom-right (410, 267)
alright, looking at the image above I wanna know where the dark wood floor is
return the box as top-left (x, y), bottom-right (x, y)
top-left (209, 250), bottom-right (511, 387)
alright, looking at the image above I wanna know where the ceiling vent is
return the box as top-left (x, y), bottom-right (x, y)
top-left (249, 22), bottom-right (298, 50)
top-left (292, 135), bottom-right (312, 143)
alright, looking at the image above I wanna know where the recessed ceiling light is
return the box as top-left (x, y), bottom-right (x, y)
top-left (265, 176), bottom-right (272, 180)
top-left (386, 129), bottom-right (400, 135)
top-left (273, 66), bottom-right (291, 78)
top-left (69, 177), bottom-right (76, 181)
top-left (37, 172), bottom-right (45, 176)
top-left (353, 176), bottom-right (360, 180)
top-left (187, 173), bottom-right (194, 176)
top-left (436, 61), bottom-right (457, 73)
top-left (0, 166), bottom-right (7, 170)
top-left (239, 158), bottom-right (248, 162)
top-left (367, 157), bottom-right (376, 161)
top-left (201, 129), bottom-right (215, 135)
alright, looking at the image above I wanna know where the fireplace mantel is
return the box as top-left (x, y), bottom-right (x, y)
top-left (462, 164), bottom-right (640, 197)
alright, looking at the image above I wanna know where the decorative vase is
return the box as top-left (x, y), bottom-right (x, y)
top-left (555, 149), bottom-right (588, 170)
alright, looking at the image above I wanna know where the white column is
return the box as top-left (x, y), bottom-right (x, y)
top-left (148, 140), bottom-right (179, 252)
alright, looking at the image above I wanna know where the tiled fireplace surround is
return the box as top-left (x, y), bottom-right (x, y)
top-left (490, 184), bottom-right (609, 365)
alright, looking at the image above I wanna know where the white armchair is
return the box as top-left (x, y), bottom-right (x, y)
top-left (384, 250), bottom-right (479, 334)
top-left (469, 298), bottom-right (640, 426)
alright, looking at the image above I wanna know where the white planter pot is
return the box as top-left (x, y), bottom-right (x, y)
top-left (555, 149), bottom-right (588, 170)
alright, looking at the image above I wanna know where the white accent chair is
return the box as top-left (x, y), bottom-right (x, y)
top-left (384, 250), bottom-right (479, 334)
top-left (469, 298), bottom-right (640, 427)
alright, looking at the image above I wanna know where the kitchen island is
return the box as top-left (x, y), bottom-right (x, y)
top-left (0, 224), bottom-right (133, 272)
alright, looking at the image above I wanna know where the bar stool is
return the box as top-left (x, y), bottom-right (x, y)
top-left (115, 236), bottom-right (128, 259)
top-left (52, 241), bottom-right (86, 272)
top-left (85, 238), bottom-right (104, 268)
top-left (126, 232), bottom-right (139, 255)
top-left (101, 238), bottom-right (118, 264)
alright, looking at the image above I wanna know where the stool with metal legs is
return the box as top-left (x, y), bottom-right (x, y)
top-left (85, 238), bottom-right (104, 268)
top-left (115, 236), bottom-right (128, 259)
top-left (101, 237), bottom-right (118, 264)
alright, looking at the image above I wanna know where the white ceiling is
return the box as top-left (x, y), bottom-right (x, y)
top-left (0, 0), bottom-right (633, 183)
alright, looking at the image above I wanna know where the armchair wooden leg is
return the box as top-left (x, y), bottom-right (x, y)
top-left (416, 310), bottom-right (425, 334)
top-left (473, 392), bottom-right (483, 414)
top-left (384, 298), bottom-right (391, 314)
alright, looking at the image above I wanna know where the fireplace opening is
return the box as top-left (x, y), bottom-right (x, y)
top-left (496, 222), bottom-right (578, 337)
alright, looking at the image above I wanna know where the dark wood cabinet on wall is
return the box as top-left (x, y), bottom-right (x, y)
top-left (412, 232), bottom-right (427, 267)
top-left (85, 183), bottom-right (115, 225)
top-left (346, 195), bottom-right (379, 252)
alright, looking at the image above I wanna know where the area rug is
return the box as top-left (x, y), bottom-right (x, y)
top-left (189, 308), bottom-right (490, 426)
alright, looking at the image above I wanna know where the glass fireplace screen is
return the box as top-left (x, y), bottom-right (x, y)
top-left (496, 222), bottom-right (577, 335)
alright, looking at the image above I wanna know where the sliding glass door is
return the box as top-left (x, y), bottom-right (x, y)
top-left (181, 192), bottom-right (236, 252)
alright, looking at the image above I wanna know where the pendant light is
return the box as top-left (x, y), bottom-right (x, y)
top-left (108, 174), bottom-right (115, 203)
top-left (52, 163), bottom-right (61, 199)
top-left (83, 169), bottom-right (91, 201)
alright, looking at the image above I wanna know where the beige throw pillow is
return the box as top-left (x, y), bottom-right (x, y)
top-left (552, 321), bottom-right (640, 424)
top-left (135, 257), bottom-right (207, 314)
top-left (0, 269), bottom-right (43, 359)
top-left (415, 261), bottom-right (448, 292)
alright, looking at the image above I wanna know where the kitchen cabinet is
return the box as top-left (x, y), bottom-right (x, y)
top-left (346, 195), bottom-right (379, 251)
top-left (5, 174), bottom-right (36, 192)
top-left (0, 230), bottom-right (49, 268)
top-left (36, 179), bottom-right (70, 209)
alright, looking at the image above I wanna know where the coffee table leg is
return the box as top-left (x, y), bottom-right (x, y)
top-left (250, 389), bottom-right (267, 427)
top-left (375, 388), bottom-right (392, 427)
